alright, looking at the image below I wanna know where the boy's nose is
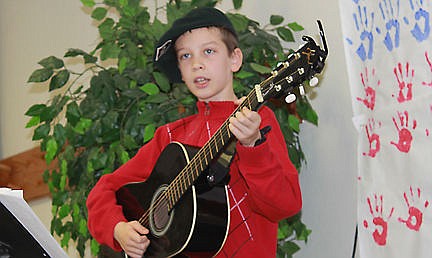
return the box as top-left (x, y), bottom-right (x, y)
top-left (192, 59), bottom-right (204, 70)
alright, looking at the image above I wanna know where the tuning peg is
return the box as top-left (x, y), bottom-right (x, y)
top-left (285, 93), bottom-right (297, 103)
top-left (299, 85), bottom-right (305, 96)
top-left (309, 76), bottom-right (319, 87)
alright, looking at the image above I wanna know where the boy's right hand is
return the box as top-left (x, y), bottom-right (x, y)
top-left (114, 221), bottom-right (150, 258)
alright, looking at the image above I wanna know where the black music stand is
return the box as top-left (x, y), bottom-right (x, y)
top-left (0, 189), bottom-right (68, 258)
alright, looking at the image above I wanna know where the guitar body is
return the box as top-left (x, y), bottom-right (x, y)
top-left (116, 142), bottom-right (230, 258)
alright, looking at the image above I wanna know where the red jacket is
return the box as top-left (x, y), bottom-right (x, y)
top-left (86, 101), bottom-right (302, 257)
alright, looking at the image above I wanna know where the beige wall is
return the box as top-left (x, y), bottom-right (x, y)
top-left (0, 1), bottom-right (356, 257)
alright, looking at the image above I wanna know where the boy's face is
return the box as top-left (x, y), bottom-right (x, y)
top-left (175, 27), bottom-right (242, 102)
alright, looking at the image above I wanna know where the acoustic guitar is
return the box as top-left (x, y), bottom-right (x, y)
top-left (116, 21), bottom-right (328, 258)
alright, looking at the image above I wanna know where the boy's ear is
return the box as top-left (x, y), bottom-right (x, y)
top-left (230, 48), bottom-right (243, 72)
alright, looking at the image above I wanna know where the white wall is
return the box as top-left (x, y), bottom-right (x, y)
top-left (0, 1), bottom-right (357, 257)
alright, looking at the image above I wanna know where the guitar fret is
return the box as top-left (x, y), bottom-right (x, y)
top-left (198, 153), bottom-right (205, 171)
top-left (208, 144), bottom-right (213, 160)
top-left (186, 168), bottom-right (191, 187)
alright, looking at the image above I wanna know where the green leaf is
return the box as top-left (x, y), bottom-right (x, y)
top-left (49, 70), bottom-right (70, 91)
top-left (270, 15), bottom-right (284, 25)
top-left (153, 72), bottom-right (170, 92)
top-left (54, 124), bottom-right (67, 148)
top-left (25, 104), bottom-right (47, 116)
top-left (100, 42), bottom-right (121, 60)
top-left (279, 241), bottom-right (300, 255)
top-left (98, 18), bottom-right (115, 41)
top-left (232, 0), bottom-right (243, 9)
top-left (45, 137), bottom-right (58, 164)
top-left (235, 70), bottom-right (255, 79)
top-left (91, 7), bottom-right (107, 21)
top-left (26, 116), bottom-right (41, 128)
top-left (288, 22), bottom-right (304, 32)
top-left (73, 118), bottom-right (92, 134)
top-left (60, 159), bottom-right (67, 175)
top-left (27, 68), bottom-right (53, 83)
top-left (250, 63), bottom-right (272, 74)
top-left (277, 27), bottom-right (295, 42)
top-left (296, 97), bottom-right (318, 125)
top-left (181, 95), bottom-right (196, 105)
top-left (118, 57), bottom-right (127, 74)
top-left (64, 48), bottom-right (97, 63)
top-left (140, 83), bottom-right (160, 95)
top-left (40, 105), bottom-right (58, 122)
top-left (122, 134), bottom-right (138, 150)
top-left (64, 48), bottom-right (86, 57)
top-left (58, 204), bottom-right (70, 219)
top-left (60, 231), bottom-right (71, 247)
top-left (66, 102), bottom-right (80, 126)
top-left (227, 13), bottom-right (249, 33)
top-left (33, 124), bottom-right (50, 140)
top-left (145, 94), bottom-right (169, 104)
top-left (119, 150), bottom-right (130, 164)
top-left (59, 174), bottom-right (67, 190)
top-left (79, 219), bottom-right (88, 236)
top-left (72, 204), bottom-right (80, 220)
top-left (303, 108), bottom-right (318, 126)
top-left (288, 114), bottom-right (300, 133)
top-left (143, 124), bottom-right (156, 143)
top-left (38, 56), bottom-right (64, 69)
top-left (80, 0), bottom-right (95, 7)
top-left (90, 238), bottom-right (100, 256)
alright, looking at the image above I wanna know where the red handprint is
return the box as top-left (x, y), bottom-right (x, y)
top-left (363, 194), bottom-right (394, 246)
top-left (398, 186), bottom-right (429, 231)
top-left (393, 62), bottom-right (414, 103)
top-left (362, 118), bottom-right (381, 158)
top-left (390, 110), bottom-right (417, 153)
top-left (356, 67), bottom-right (380, 110)
top-left (422, 51), bottom-right (432, 87)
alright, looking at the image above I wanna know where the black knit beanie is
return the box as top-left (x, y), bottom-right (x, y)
top-left (154, 7), bottom-right (238, 83)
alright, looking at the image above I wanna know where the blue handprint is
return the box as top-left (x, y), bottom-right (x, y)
top-left (352, 4), bottom-right (376, 61)
top-left (378, 0), bottom-right (401, 51)
top-left (408, 0), bottom-right (430, 42)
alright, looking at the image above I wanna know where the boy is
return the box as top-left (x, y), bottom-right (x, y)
top-left (87, 7), bottom-right (302, 258)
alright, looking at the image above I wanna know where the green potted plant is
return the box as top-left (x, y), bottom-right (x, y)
top-left (25, 0), bottom-right (317, 257)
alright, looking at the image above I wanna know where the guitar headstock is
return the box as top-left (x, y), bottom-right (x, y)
top-left (259, 21), bottom-right (328, 103)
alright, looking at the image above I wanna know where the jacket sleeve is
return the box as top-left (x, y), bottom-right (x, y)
top-left (235, 106), bottom-right (302, 222)
top-left (86, 126), bottom-right (169, 250)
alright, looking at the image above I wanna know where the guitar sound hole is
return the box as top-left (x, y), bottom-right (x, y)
top-left (149, 185), bottom-right (174, 237)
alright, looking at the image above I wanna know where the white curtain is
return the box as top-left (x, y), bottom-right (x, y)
top-left (339, 0), bottom-right (432, 257)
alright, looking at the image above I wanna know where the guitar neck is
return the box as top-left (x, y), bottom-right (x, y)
top-left (166, 87), bottom-right (264, 209)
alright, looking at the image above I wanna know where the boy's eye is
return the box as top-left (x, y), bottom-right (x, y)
top-left (204, 49), bottom-right (215, 55)
top-left (179, 53), bottom-right (190, 60)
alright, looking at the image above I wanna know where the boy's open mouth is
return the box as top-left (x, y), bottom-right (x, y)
top-left (194, 77), bottom-right (209, 87)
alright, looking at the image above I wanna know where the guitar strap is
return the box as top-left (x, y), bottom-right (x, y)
top-left (206, 139), bottom-right (236, 187)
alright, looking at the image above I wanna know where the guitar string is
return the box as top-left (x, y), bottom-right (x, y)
top-left (136, 57), bottom-right (304, 227)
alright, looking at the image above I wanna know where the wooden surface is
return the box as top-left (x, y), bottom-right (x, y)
top-left (0, 147), bottom-right (55, 201)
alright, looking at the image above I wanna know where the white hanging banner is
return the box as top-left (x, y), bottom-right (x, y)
top-left (339, 0), bottom-right (432, 257)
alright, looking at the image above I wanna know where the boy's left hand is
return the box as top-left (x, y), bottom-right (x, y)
top-left (229, 98), bottom-right (262, 147)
